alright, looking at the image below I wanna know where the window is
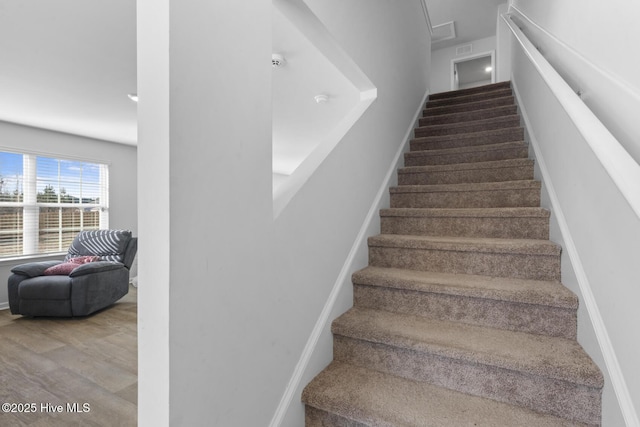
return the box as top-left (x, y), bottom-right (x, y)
top-left (0, 152), bottom-right (108, 258)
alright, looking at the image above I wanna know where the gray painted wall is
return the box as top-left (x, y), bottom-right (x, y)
top-left (137, 0), bottom-right (430, 425)
top-left (511, 0), bottom-right (640, 166)
top-left (0, 121), bottom-right (137, 307)
top-left (508, 3), bottom-right (640, 424)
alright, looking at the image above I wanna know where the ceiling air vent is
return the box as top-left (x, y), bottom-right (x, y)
top-left (456, 44), bottom-right (473, 56)
top-left (431, 21), bottom-right (456, 44)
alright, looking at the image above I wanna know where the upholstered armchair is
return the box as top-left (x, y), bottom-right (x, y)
top-left (8, 229), bottom-right (137, 317)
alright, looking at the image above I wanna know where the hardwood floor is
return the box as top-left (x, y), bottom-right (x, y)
top-left (0, 286), bottom-right (137, 426)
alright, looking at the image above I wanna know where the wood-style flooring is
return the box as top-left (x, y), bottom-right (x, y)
top-left (0, 286), bottom-right (137, 426)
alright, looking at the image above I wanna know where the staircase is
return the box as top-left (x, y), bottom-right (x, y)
top-left (302, 82), bottom-right (604, 426)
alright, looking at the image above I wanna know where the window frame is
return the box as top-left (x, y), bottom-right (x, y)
top-left (0, 151), bottom-right (109, 259)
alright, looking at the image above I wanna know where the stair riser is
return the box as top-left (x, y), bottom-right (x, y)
top-left (368, 246), bottom-right (560, 280)
top-left (405, 146), bottom-right (529, 166)
top-left (419, 105), bottom-right (518, 126)
top-left (424, 97), bottom-right (515, 116)
top-left (398, 164), bottom-right (533, 186)
top-left (305, 406), bottom-right (367, 427)
top-left (390, 188), bottom-right (541, 209)
top-left (426, 89), bottom-right (513, 109)
top-left (380, 215), bottom-right (548, 239)
top-left (429, 82), bottom-right (511, 101)
top-left (333, 336), bottom-right (601, 426)
top-left (411, 128), bottom-right (524, 151)
top-left (354, 284), bottom-right (576, 338)
top-left (415, 117), bottom-right (521, 138)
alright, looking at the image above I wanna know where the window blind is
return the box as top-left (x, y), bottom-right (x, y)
top-left (0, 151), bottom-right (109, 258)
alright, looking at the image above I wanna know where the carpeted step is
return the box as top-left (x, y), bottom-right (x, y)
top-left (423, 96), bottom-right (515, 116)
top-left (420, 104), bottom-right (518, 127)
top-left (411, 127), bottom-right (525, 151)
top-left (397, 159), bottom-right (534, 186)
top-left (390, 181), bottom-right (541, 209)
top-left (405, 141), bottom-right (528, 166)
top-left (426, 88), bottom-right (513, 109)
top-left (415, 115), bottom-right (521, 138)
top-left (368, 234), bottom-right (560, 281)
top-left (303, 362), bottom-right (591, 427)
top-left (380, 206), bottom-right (548, 239)
top-left (352, 266), bottom-right (575, 338)
top-left (429, 81), bottom-right (512, 101)
top-left (331, 309), bottom-right (603, 425)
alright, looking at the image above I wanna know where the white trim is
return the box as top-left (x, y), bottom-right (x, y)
top-left (512, 60), bottom-right (640, 427)
top-left (450, 50), bottom-right (495, 91)
top-left (268, 88), bottom-right (430, 427)
top-left (420, 0), bottom-right (433, 35)
top-left (0, 252), bottom-right (65, 265)
top-left (503, 12), bottom-right (640, 220)
top-left (0, 144), bottom-right (113, 167)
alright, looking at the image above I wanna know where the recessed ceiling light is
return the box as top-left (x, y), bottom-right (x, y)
top-left (485, 66), bottom-right (493, 73)
top-left (314, 94), bottom-right (329, 103)
top-left (127, 93), bottom-right (138, 102)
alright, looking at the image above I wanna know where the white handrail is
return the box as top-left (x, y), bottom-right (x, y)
top-left (420, 0), bottom-right (433, 36)
top-left (502, 13), bottom-right (640, 220)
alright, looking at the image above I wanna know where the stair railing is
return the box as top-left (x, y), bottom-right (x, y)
top-left (502, 12), bottom-right (640, 220)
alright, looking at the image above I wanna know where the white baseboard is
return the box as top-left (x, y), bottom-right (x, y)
top-left (513, 80), bottom-right (640, 427)
top-left (0, 302), bottom-right (9, 311)
top-left (268, 88), bottom-right (430, 427)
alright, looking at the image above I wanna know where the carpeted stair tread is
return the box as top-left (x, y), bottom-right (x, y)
top-left (415, 115), bottom-right (521, 138)
top-left (397, 158), bottom-right (534, 186)
top-left (352, 266), bottom-right (576, 309)
top-left (404, 142), bottom-right (529, 167)
top-left (390, 180), bottom-right (540, 195)
top-left (420, 104), bottom-right (518, 126)
top-left (423, 96), bottom-right (515, 116)
top-left (399, 158), bottom-right (533, 176)
top-left (368, 235), bottom-right (559, 281)
top-left (390, 180), bottom-right (541, 209)
top-left (380, 206), bottom-right (548, 239)
top-left (302, 362), bottom-right (589, 427)
top-left (410, 127), bottom-right (525, 152)
top-left (429, 81), bottom-right (512, 100)
top-left (332, 307), bottom-right (603, 388)
top-left (352, 266), bottom-right (576, 337)
top-left (368, 234), bottom-right (560, 256)
top-left (426, 88), bottom-right (514, 109)
top-left (380, 206), bottom-right (548, 219)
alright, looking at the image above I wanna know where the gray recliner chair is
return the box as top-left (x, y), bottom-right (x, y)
top-left (8, 229), bottom-right (137, 317)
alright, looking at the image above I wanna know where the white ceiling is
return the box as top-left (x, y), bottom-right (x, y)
top-left (0, 0), bottom-right (137, 145)
top-left (0, 0), bottom-right (503, 152)
top-left (427, 0), bottom-right (506, 50)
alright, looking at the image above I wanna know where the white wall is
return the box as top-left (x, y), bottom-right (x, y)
top-left (508, 4), bottom-right (640, 425)
top-left (430, 35), bottom-right (496, 94)
top-left (510, 0), bottom-right (640, 165)
top-left (0, 121), bottom-right (137, 308)
top-left (137, 0), bottom-right (429, 425)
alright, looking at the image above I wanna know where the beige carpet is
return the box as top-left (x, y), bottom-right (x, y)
top-left (302, 82), bottom-right (603, 426)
